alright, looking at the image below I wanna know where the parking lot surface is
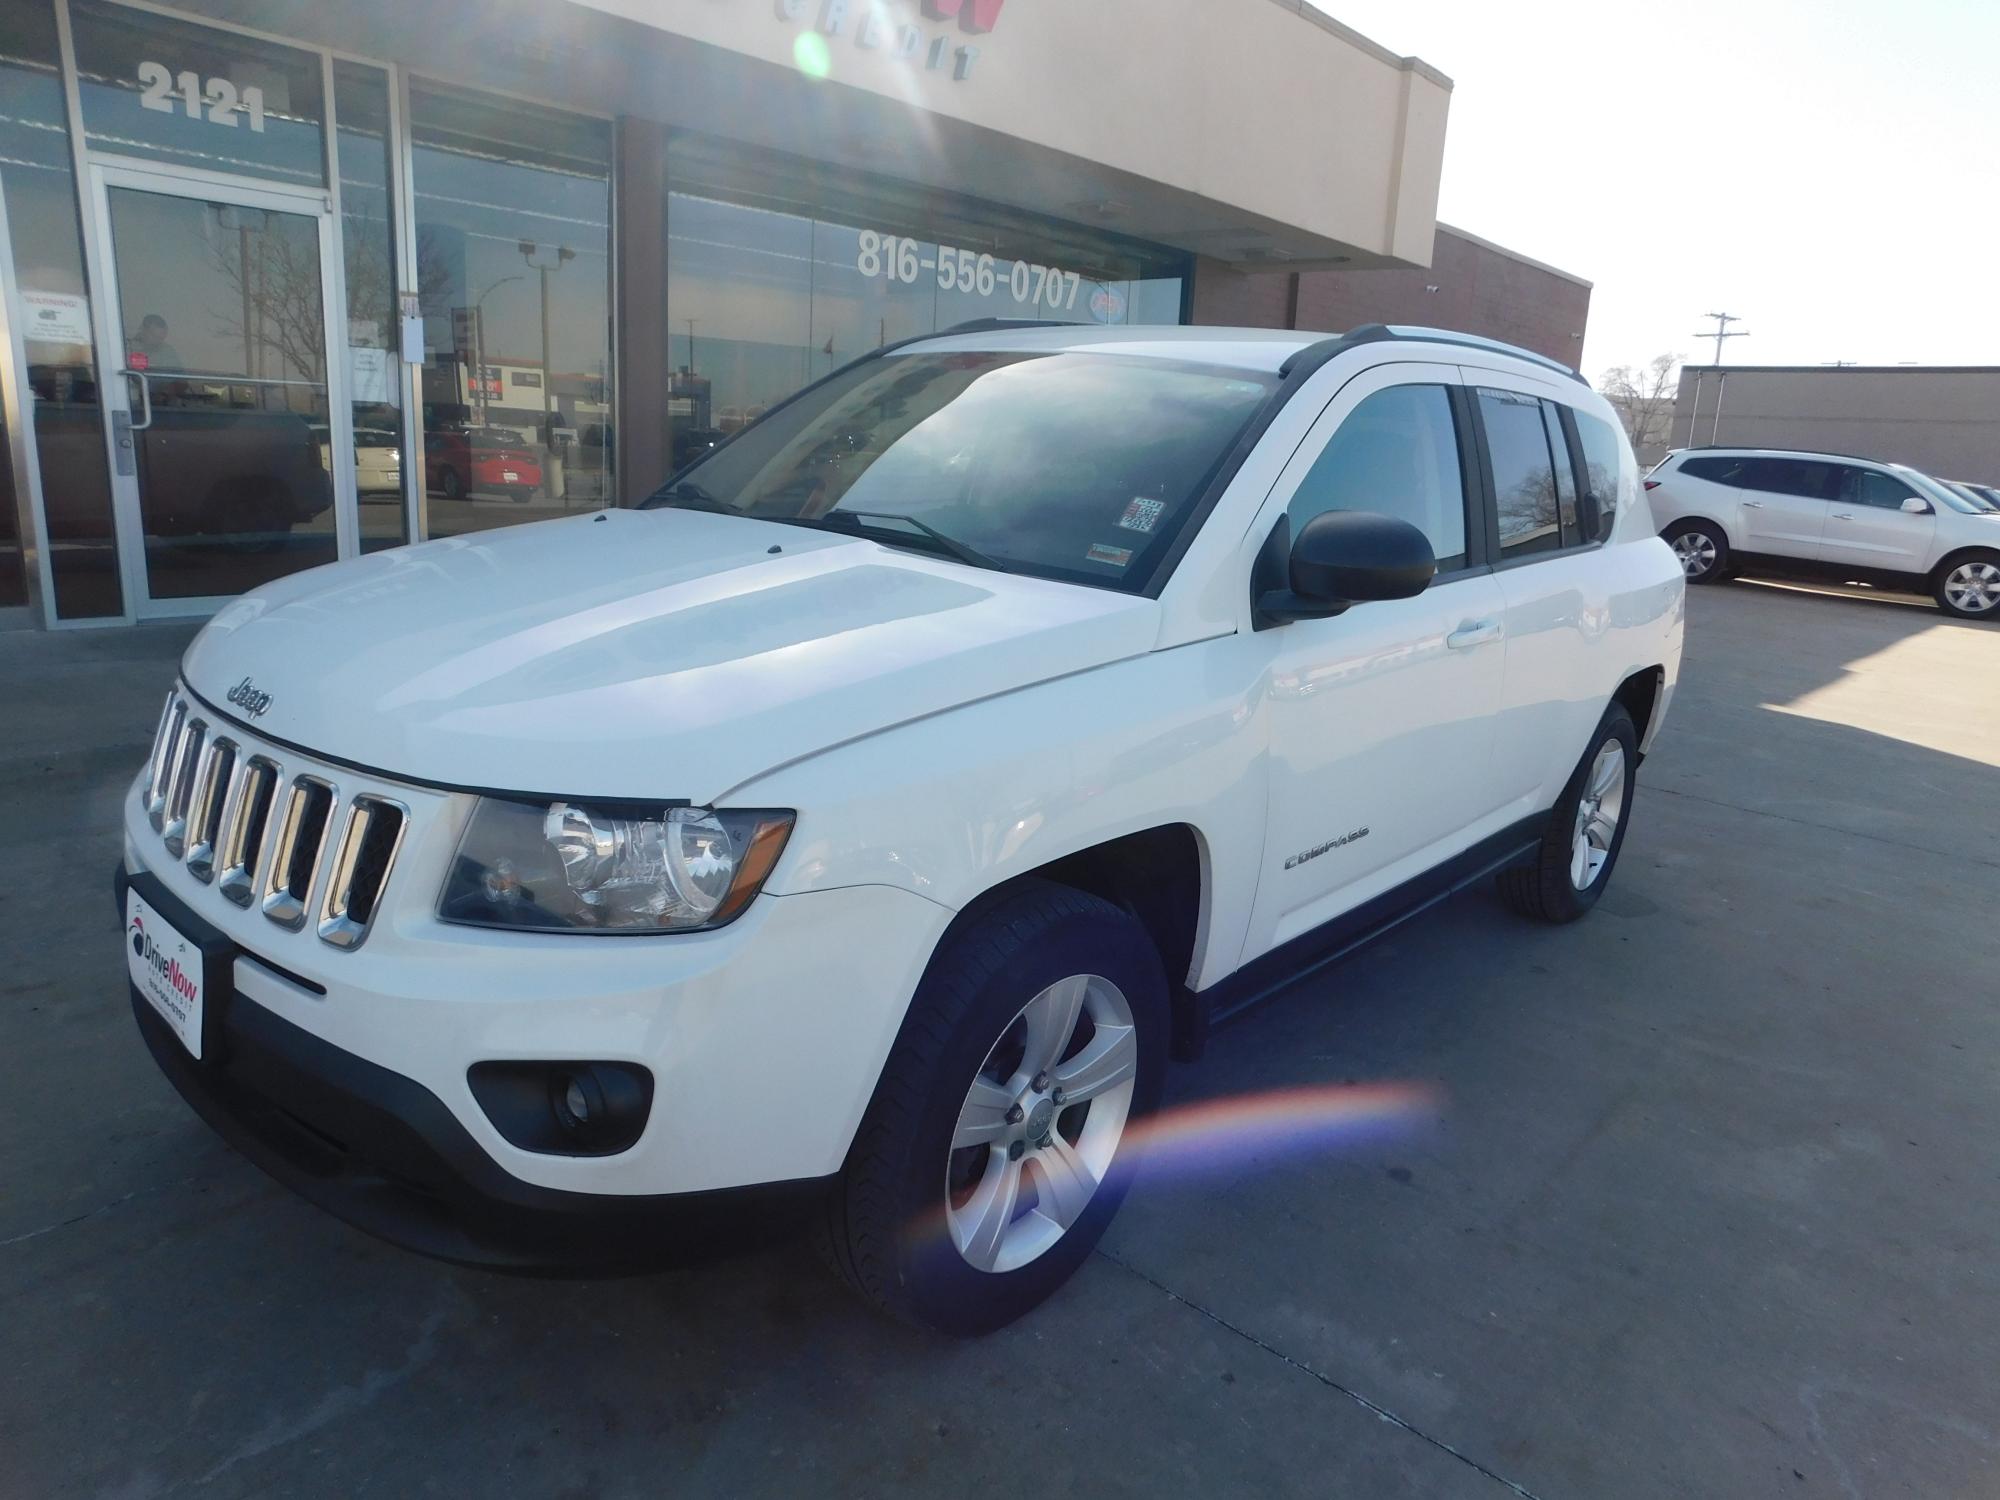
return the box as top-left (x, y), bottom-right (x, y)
top-left (4, 580), bottom-right (1997, 1499)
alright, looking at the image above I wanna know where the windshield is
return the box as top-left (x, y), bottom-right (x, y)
top-left (645, 351), bottom-right (1276, 592)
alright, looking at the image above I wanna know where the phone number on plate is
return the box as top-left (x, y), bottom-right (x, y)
top-left (856, 231), bottom-right (1084, 311)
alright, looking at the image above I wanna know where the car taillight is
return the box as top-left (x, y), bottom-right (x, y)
top-left (1643, 479), bottom-right (1661, 491)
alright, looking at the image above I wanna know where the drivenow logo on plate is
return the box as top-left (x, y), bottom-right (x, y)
top-left (126, 893), bottom-right (204, 1059)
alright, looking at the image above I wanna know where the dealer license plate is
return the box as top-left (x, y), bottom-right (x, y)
top-left (126, 886), bottom-right (206, 1060)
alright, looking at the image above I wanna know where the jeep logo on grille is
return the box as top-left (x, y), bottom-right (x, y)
top-left (226, 677), bottom-right (273, 718)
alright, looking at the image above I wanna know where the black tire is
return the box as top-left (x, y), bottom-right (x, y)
top-left (440, 466), bottom-right (464, 499)
top-left (819, 879), bottom-right (1168, 1336)
top-left (1497, 703), bottom-right (1639, 924)
top-left (1661, 519), bottom-right (1729, 583)
top-left (1931, 551), bottom-right (2000, 621)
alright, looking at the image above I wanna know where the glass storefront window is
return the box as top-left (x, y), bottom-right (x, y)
top-left (410, 83), bottom-right (613, 538)
top-left (332, 62), bottom-right (407, 553)
top-left (662, 178), bottom-right (1187, 479)
top-left (0, 0), bottom-right (122, 618)
top-left (68, 0), bottom-right (326, 189)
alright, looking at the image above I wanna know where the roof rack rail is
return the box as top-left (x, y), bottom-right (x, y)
top-left (1337, 323), bottom-right (1589, 385)
top-left (934, 317), bottom-right (1078, 336)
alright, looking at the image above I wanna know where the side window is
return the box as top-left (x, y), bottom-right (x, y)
top-left (1680, 455), bottom-right (1745, 485)
top-left (1843, 468), bottom-right (1919, 509)
top-left (1541, 402), bottom-right (1581, 545)
top-left (1765, 459), bottom-right (1836, 499)
top-left (1477, 388), bottom-right (1561, 557)
top-left (1287, 384), bottom-right (1469, 571)
top-left (1573, 409), bottom-right (1624, 541)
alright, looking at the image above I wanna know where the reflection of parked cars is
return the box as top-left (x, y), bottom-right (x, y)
top-left (121, 323), bottom-right (1682, 1335)
top-left (1942, 480), bottom-right (2000, 513)
top-left (1646, 446), bottom-right (2000, 619)
top-left (313, 424), bottom-right (403, 498)
top-left (671, 424), bottom-right (722, 471)
top-left (425, 427), bottom-right (543, 501)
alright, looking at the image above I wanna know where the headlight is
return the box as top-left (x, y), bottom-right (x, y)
top-left (438, 798), bottom-right (794, 934)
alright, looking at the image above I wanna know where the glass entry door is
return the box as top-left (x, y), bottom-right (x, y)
top-left (88, 163), bottom-right (349, 611)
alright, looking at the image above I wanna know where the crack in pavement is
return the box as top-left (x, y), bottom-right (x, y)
top-left (1095, 1247), bottom-right (1545, 1499)
top-left (1644, 781), bottom-right (1999, 869)
top-left (0, 1179), bottom-right (196, 1249)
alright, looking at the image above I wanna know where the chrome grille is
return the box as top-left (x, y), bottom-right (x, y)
top-left (138, 689), bottom-right (410, 951)
top-left (262, 775), bottom-right (336, 930)
top-left (218, 756), bottom-right (279, 908)
top-left (317, 797), bottom-right (408, 950)
top-left (183, 738), bottom-right (237, 883)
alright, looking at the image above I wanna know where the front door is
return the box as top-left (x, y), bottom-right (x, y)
top-left (1242, 363), bottom-right (1510, 963)
top-left (87, 164), bottom-right (349, 614)
top-left (1818, 466), bottom-right (1937, 576)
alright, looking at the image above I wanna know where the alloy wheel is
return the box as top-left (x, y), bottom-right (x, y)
top-left (945, 973), bottom-right (1137, 1274)
top-left (1570, 740), bottom-right (1627, 890)
top-left (1670, 530), bottom-right (1717, 579)
top-left (1943, 560), bottom-right (2000, 615)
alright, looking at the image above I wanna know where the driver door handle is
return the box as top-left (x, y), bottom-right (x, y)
top-left (1741, 499), bottom-right (1765, 508)
top-left (1831, 511), bottom-right (1854, 520)
top-left (1446, 619), bottom-right (1502, 650)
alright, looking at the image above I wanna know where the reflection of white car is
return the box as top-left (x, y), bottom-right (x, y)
top-left (313, 425), bottom-right (402, 497)
top-left (120, 323), bottom-right (1681, 1336)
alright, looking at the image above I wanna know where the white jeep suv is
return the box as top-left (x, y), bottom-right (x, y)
top-left (1646, 446), bottom-right (2000, 619)
top-left (119, 322), bottom-right (1682, 1334)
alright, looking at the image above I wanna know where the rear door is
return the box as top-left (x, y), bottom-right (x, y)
top-left (1818, 466), bottom-right (1937, 576)
top-left (1733, 457), bottom-right (1836, 558)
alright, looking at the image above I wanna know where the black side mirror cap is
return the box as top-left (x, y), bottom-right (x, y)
top-left (1254, 510), bottom-right (1437, 629)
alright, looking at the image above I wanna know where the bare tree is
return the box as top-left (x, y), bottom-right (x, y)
top-left (1599, 353), bottom-right (1682, 458)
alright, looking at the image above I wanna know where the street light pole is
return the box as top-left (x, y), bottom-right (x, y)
top-left (469, 274), bottom-right (524, 423)
top-left (520, 240), bottom-right (575, 500)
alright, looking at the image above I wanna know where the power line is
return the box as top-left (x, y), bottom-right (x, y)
top-left (1690, 311), bottom-right (1750, 366)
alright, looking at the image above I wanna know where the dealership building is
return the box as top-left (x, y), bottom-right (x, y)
top-left (0, 0), bottom-right (1589, 630)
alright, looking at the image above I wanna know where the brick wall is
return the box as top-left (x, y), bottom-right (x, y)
top-left (1188, 225), bottom-right (1592, 367)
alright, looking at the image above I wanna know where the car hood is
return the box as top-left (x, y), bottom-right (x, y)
top-left (182, 509), bottom-right (1162, 804)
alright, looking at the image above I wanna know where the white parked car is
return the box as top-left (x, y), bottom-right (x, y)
top-left (119, 322), bottom-right (1683, 1334)
top-left (1645, 447), bottom-right (2000, 619)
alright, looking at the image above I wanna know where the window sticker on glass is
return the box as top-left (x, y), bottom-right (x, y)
top-left (1118, 497), bottom-right (1165, 534)
top-left (1086, 542), bottom-right (1134, 568)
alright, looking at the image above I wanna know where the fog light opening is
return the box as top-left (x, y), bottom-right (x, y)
top-left (552, 1067), bottom-right (608, 1139)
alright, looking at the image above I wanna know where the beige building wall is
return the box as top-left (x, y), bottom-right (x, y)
top-left (1673, 367), bottom-right (2000, 483)
top-left (566, 0), bottom-right (1452, 270)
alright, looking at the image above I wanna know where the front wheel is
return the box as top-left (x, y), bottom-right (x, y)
top-left (819, 880), bottom-right (1167, 1336)
top-left (1497, 703), bottom-right (1639, 923)
top-left (1933, 553), bottom-right (2000, 620)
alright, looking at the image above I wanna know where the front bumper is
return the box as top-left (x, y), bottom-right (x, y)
top-left (125, 954), bottom-right (828, 1271)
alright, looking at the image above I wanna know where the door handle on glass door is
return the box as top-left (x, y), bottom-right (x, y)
top-left (1446, 619), bottom-right (1502, 650)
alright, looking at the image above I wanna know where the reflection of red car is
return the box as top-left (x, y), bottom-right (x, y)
top-left (425, 428), bottom-right (544, 502)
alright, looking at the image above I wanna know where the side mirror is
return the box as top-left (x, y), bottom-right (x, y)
top-left (1901, 496), bottom-right (1932, 515)
top-left (1255, 510), bottom-right (1437, 628)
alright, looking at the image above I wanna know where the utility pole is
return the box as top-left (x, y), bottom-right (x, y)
top-left (1690, 311), bottom-right (1750, 366)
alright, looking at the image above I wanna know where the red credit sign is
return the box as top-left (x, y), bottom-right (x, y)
top-left (921, 0), bottom-right (1005, 33)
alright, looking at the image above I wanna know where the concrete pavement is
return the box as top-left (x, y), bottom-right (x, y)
top-left (3, 579), bottom-right (1996, 1499)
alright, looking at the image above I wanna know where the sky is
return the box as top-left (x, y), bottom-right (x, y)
top-left (1309, 0), bottom-right (2000, 383)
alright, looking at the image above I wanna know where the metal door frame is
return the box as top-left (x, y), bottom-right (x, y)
top-left (82, 158), bottom-right (353, 618)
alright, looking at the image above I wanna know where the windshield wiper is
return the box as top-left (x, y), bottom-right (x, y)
top-left (644, 480), bottom-right (733, 513)
top-left (810, 509), bottom-right (1001, 572)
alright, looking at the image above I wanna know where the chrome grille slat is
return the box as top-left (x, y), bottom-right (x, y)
top-left (146, 698), bottom-right (188, 831)
top-left (142, 689), bottom-right (410, 955)
top-left (160, 720), bottom-right (207, 859)
top-left (317, 797), bottom-right (408, 950)
top-left (184, 738), bottom-right (238, 883)
top-left (261, 775), bottom-right (337, 931)
top-left (218, 756), bottom-right (280, 908)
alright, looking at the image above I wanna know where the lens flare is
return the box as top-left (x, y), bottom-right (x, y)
top-left (792, 32), bottom-right (832, 78)
top-left (898, 1080), bottom-right (1442, 1261)
top-left (1124, 1079), bottom-right (1442, 1185)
